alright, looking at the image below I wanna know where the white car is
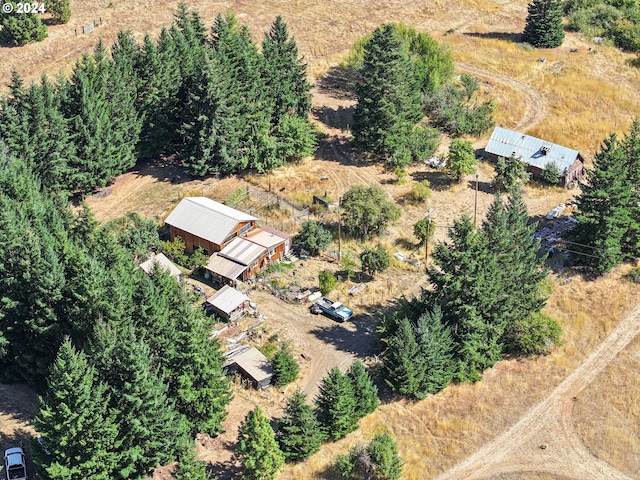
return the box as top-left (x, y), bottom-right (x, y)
top-left (4, 447), bottom-right (27, 480)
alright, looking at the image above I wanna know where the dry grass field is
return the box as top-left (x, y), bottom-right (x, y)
top-left (2, 0), bottom-right (640, 479)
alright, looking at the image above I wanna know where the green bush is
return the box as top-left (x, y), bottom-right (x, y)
top-left (504, 312), bottom-right (562, 355)
top-left (413, 217), bottom-right (436, 245)
top-left (407, 180), bottom-right (432, 204)
top-left (319, 271), bottom-right (338, 295)
top-left (627, 267), bottom-right (640, 283)
top-left (542, 162), bottom-right (562, 185)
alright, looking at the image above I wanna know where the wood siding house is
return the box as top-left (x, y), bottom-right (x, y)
top-left (484, 127), bottom-right (585, 187)
top-left (164, 197), bottom-right (258, 254)
top-left (225, 347), bottom-right (273, 389)
top-left (165, 197), bottom-right (292, 284)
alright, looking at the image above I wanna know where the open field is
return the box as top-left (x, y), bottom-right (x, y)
top-left (3, 0), bottom-right (640, 479)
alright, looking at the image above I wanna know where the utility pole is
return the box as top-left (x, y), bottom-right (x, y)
top-left (474, 173), bottom-right (479, 228)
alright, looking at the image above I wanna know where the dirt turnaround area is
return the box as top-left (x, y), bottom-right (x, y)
top-left (436, 303), bottom-right (640, 480)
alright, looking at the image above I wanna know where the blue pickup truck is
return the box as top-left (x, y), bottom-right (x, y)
top-left (311, 297), bottom-right (353, 322)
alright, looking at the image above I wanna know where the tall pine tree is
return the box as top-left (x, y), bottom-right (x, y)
top-left (522, 0), bottom-right (565, 48)
top-left (276, 390), bottom-right (325, 461)
top-left (352, 23), bottom-right (423, 164)
top-left (234, 406), bottom-right (285, 480)
top-left (315, 367), bottom-right (359, 440)
top-left (33, 339), bottom-right (121, 480)
top-left (567, 134), bottom-right (633, 273)
top-left (346, 360), bottom-right (379, 417)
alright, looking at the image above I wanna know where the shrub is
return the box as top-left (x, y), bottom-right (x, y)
top-left (541, 162), bottom-right (562, 185)
top-left (504, 312), bottom-right (562, 355)
top-left (296, 221), bottom-right (332, 255)
top-left (319, 271), bottom-right (338, 295)
top-left (407, 180), bottom-right (432, 204)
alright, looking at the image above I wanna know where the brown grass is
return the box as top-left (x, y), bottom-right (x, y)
top-left (282, 265), bottom-right (640, 480)
top-left (4, 0), bottom-right (640, 478)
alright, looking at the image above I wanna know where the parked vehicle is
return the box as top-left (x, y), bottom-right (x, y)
top-left (4, 447), bottom-right (27, 480)
top-left (310, 297), bottom-right (353, 322)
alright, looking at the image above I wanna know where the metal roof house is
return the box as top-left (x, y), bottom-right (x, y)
top-left (226, 347), bottom-right (273, 389)
top-left (139, 253), bottom-right (182, 280)
top-left (205, 285), bottom-right (250, 322)
top-left (484, 127), bottom-right (585, 187)
top-left (164, 197), bottom-right (257, 254)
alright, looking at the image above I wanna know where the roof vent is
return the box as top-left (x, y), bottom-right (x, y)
top-left (541, 145), bottom-right (551, 155)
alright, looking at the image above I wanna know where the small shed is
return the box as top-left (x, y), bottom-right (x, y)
top-left (206, 285), bottom-right (250, 322)
top-left (484, 127), bottom-right (585, 187)
top-left (139, 253), bottom-right (182, 280)
top-left (228, 347), bottom-right (273, 389)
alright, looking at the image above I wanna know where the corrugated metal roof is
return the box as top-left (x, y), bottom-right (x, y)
top-left (164, 197), bottom-right (257, 245)
top-left (485, 127), bottom-right (581, 171)
top-left (206, 254), bottom-right (246, 280)
top-left (139, 253), bottom-right (182, 278)
top-left (219, 237), bottom-right (266, 265)
top-left (245, 228), bottom-right (286, 249)
top-left (233, 347), bottom-right (273, 385)
top-left (206, 285), bottom-right (250, 314)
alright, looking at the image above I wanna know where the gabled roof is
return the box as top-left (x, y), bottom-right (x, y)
top-left (139, 253), bottom-right (182, 278)
top-left (485, 127), bottom-right (582, 171)
top-left (219, 237), bottom-right (266, 265)
top-left (259, 225), bottom-right (292, 239)
top-left (206, 285), bottom-right (250, 315)
top-left (164, 197), bottom-right (257, 245)
top-left (232, 347), bottom-right (273, 385)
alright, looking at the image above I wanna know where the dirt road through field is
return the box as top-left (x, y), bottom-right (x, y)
top-left (436, 302), bottom-right (640, 480)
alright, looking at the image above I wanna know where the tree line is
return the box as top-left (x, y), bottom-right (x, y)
top-left (0, 145), bottom-right (232, 479)
top-left (234, 361), bottom-right (392, 480)
top-left (0, 5), bottom-right (315, 194)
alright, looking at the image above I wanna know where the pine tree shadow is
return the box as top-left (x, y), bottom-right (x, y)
top-left (463, 31), bottom-right (523, 43)
top-left (466, 179), bottom-right (494, 194)
top-left (315, 64), bottom-right (358, 101)
top-left (312, 104), bottom-right (355, 131)
top-left (410, 170), bottom-right (453, 192)
top-left (309, 313), bottom-right (378, 358)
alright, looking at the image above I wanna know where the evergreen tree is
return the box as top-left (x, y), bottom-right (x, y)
top-left (493, 155), bottom-right (530, 192)
top-left (131, 268), bottom-right (232, 437)
top-left (33, 339), bottom-right (121, 480)
top-left (446, 139), bottom-right (477, 182)
top-left (620, 117), bottom-right (640, 257)
top-left (61, 45), bottom-right (120, 190)
top-left (346, 361), bottom-right (379, 417)
top-left (352, 23), bottom-right (423, 163)
top-left (276, 390), bottom-right (325, 461)
top-left (567, 133), bottom-right (633, 273)
top-left (135, 29), bottom-right (183, 157)
top-left (173, 439), bottom-right (209, 480)
top-left (522, 0), bottom-right (565, 48)
top-left (315, 367), bottom-right (359, 440)
top-left (413, 307), bottom-right (456, 395)
top-left (90, 324), bottom-right (188, 479)
top-left (262, 15), bottom-right (312, 119)
top-left (107, 31), bottom-right (143, 175)
top-left (272, 345), bottom-right (300, 387)
top-left (0, 4), bottom-right (47, 45)
top-left (234, 406), bottom-right (285, 480)
top-left (381, 317), bottom-right (425, 397)
top-left (367, 433), bottom-right (403, 480)
top-left (428, 216), bottom-right (505, 382)
top-left (47, 0), bottom-right (71, 23)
